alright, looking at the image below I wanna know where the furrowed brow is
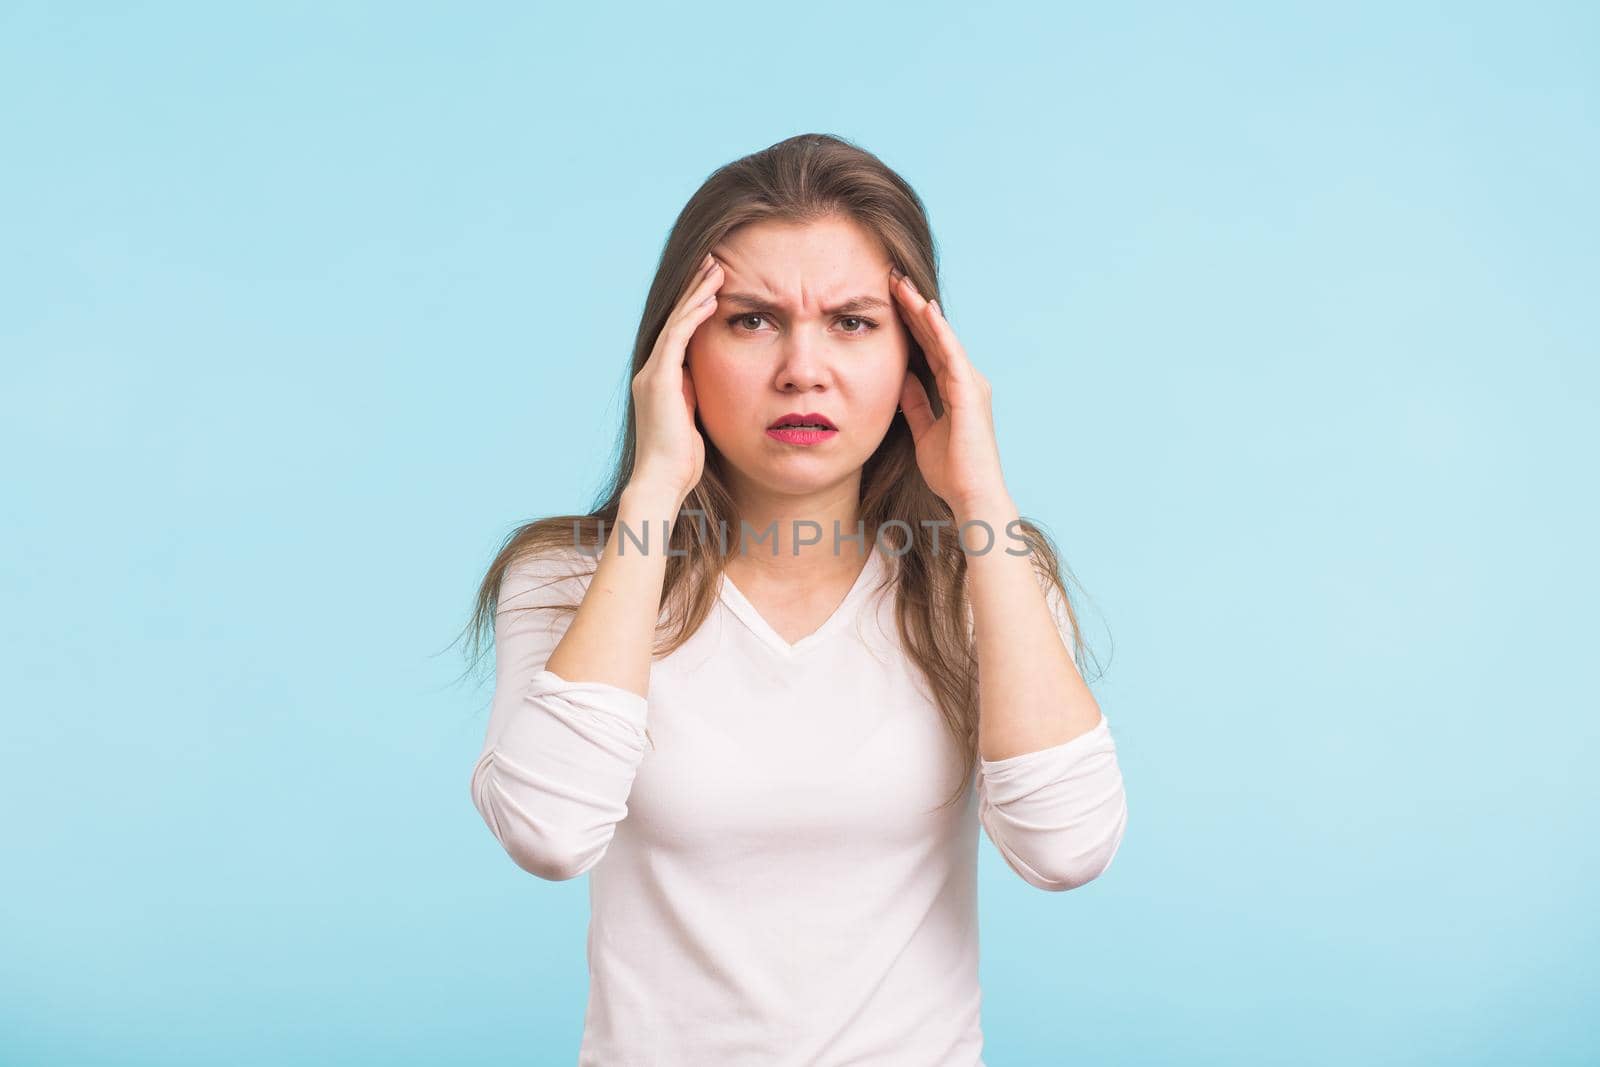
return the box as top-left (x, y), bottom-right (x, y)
top-left (718, 292), bottom-right (890, 315)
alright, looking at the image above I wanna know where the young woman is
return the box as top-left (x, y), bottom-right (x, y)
top-left (465, 133), bottom-right (1128, 1065)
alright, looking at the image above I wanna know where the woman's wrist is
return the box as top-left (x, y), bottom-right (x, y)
top-left (620, 480), bottom-right (688, 533)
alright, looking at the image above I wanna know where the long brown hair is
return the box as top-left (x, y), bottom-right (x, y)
top-left (457, 132), bottom-right (1102, 809)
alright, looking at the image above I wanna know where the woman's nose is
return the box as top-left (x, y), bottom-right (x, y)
top-left (775, 334), bottom-right (827, 389)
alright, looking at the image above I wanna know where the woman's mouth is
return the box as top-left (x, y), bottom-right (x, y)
top-left (766, 425), bottom-right (838, 445)
top-left (767, 413), bottom-right (838, 446)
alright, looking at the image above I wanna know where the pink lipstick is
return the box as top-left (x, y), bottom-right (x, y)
top-left (766, 411), bottom-right (838, 446)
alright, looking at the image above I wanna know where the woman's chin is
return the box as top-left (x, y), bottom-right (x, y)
top-left (738, 461), bottom-right (854, 496)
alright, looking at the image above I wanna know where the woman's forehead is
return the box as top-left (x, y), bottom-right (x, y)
top-left (713, 223), bottom-right (891, 309)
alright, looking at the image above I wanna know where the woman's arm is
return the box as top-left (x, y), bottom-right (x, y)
top-left (962, 492), bottom-right (1129, 892)
top-left (887, 265), bottom-right (1128, 891)
top-left (471, 246), bottom-right (723, 880)
top-left (468, 483), bottom-right (683, 881)
top-left (546, 481), bottom-right (685, 698)
top-left (962, 492), bottom-right (1105, 761)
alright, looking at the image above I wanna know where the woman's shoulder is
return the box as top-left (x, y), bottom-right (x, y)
top-left (499, 542), bottom-right (601, 610)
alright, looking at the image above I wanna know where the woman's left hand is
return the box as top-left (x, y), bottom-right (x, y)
top-left (890, 266), bottom-right (1010, 514)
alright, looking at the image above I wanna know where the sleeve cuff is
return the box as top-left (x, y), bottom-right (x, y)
top-left (978, 715), bottom-right (1115, 803)
top-left (525, 668), bottom-right (650, 736)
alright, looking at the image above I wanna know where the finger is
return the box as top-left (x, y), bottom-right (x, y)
top-left (674, 268), bottom-right (724, 338)
top-left (644, 296), bottom-right (715, 377)
top-left (924, 299), bottom-right (978, 382)
top-left (675, 256), bottom-right (724, 320)
top-left (901, 286), bottom-right (978, 400)
top-left (901, 284), bottom-right (970, 385)
top-left (889, 270), bottom-right (949, 380)
top-left (899, 372), bottom-right (937, 441)
top-left (643, 260), bottom-right (723, 378)
top-left (677, 252), bottom-right (716, 299)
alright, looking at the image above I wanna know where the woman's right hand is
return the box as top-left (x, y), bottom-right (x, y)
top-left (629, 252), bottom-right (724, 505)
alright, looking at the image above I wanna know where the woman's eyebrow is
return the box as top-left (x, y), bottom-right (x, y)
top-left (718, 292), bottom-right (890, 315)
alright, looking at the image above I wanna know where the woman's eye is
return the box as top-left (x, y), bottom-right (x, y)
top-left (726, 313), bottom-right (880, 336)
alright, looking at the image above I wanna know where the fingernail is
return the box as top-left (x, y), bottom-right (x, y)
top-left (703, 253), bottom-right (714, 269)
top-left (889, 265), bottom-right (904, 280)
top-left (930, 299), bottom-right (941, 316)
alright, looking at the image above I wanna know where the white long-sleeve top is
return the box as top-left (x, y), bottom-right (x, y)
top-left (470, 543), bottom-right (1128, 1066)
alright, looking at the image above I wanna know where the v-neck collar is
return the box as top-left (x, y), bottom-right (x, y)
top-left (717, 547), bottom-right (888, 658)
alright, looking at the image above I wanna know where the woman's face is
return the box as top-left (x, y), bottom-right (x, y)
top-left (687, 215), bottom-right (911, 503)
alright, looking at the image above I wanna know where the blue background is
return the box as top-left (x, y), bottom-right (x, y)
top-left (4, 2), bottom-right (1595, 1064)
